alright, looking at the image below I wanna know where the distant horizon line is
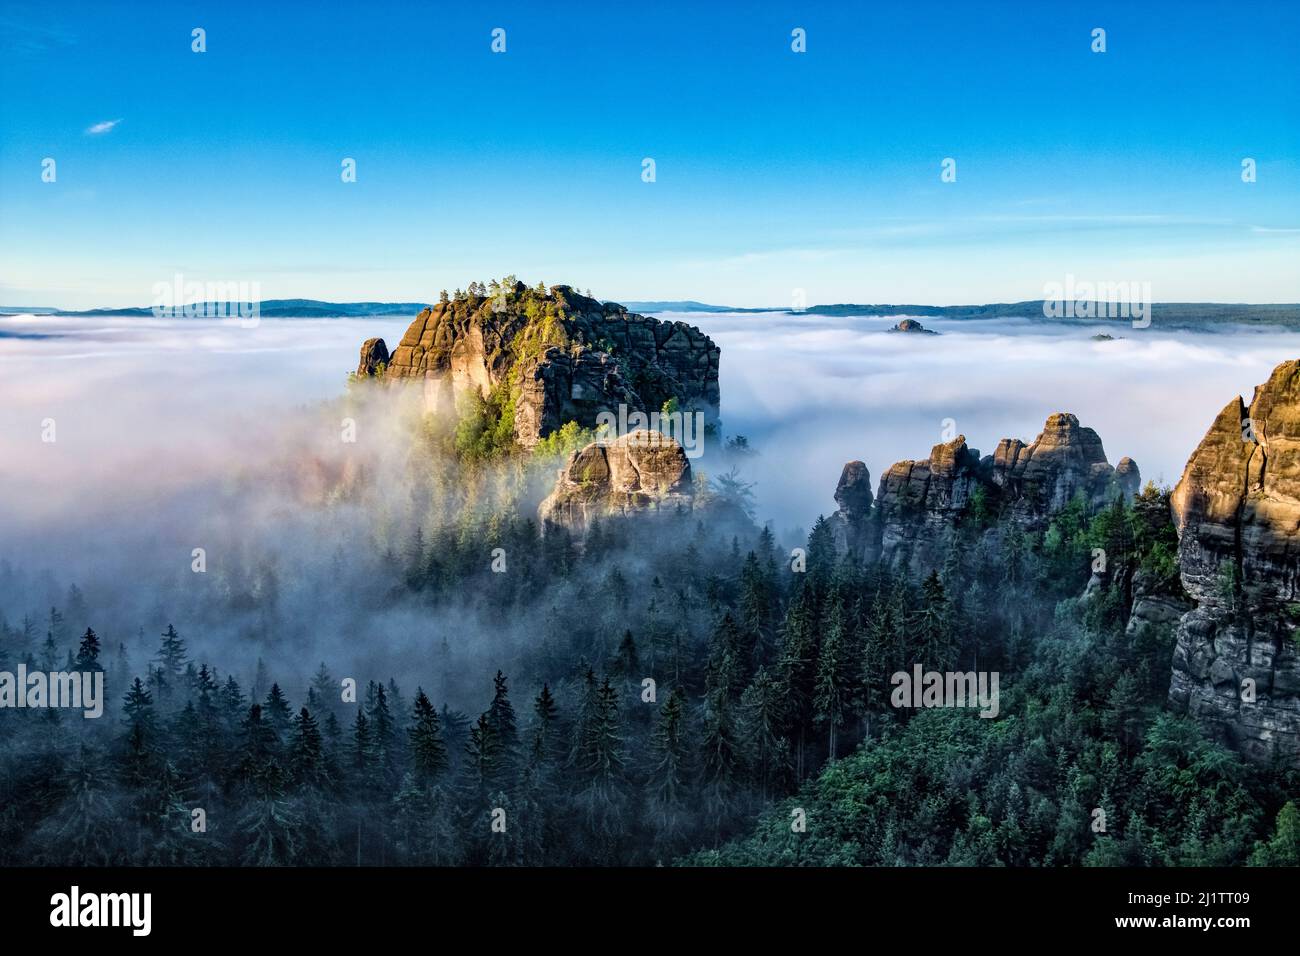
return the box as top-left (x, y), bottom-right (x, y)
top-left (3, 296), bottom-right (1299, 316)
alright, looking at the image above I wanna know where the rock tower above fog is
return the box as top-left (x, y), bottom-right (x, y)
top-left (355, 283), bottom-right (720, 448)
top-left (832, 412), bottom-right (1141, 572)
top-left (1169, 359), bottom-right (1300, 766)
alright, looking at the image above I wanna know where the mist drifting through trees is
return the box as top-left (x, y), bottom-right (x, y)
top-left (0, 315), bottom-right (1297, 866)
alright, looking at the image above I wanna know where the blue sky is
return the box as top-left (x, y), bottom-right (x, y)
top-left (1, 0), bottom-right (1297, 309)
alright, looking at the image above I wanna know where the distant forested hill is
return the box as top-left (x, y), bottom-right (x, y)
top-left (10, 300), bottom-right (1298, 328)
top-left (801, 301), bottom-right (1300, 329)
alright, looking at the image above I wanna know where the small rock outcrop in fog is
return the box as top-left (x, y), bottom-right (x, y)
top-left (355, 283), bottom-right (720, 449)
top-left (829, 460), bottom-right (873, 554)
top-left (1169, 359), bottom-right (1300, 766)
top-left (887, 318), bottom-right (937, 334)
top-left (356, 337), bottom-right (389, 376)
top-left (539, 429), bottom-right (694, 530)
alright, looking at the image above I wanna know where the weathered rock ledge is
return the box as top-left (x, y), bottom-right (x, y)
top-left (1168, 359), bottom-right (1300, 766)
top-left (539, 429), bottom-right (694, 530)
top-left (356, 283), bottom-right (719, 449)
top-left (833, 412), bottom-right (1140, 572)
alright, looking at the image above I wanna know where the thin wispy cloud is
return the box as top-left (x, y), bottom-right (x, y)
top-left (0, 16), bottom-right (77, 56)
top-left (85, 118), bottom-right (121, 135)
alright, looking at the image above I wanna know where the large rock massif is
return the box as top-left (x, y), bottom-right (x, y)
top-left (833, 412), bottom-right (1141, 571)
top-left (538, 429), bottom-right (695, 530)
top-left (1168, 361), bottom-right (1300, 766)
top-left (356, 283), bottom-right (720, 449)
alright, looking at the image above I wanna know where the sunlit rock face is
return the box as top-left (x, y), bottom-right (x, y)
top-left (539, 430), bottom-right (694, 531)
top-left (874, 436), bottom-right (982, 570)
top-left (354, 284), bottom-right (719, 449)
top-left (835, 413), bottom-right (1139, 574)
top-left (989, 413), bottom-right (1134, 527)
top-left (1169, 359), bottom-right (1300, 766)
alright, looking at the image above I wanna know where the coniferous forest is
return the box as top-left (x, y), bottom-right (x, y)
top-left (2, 473), bottom-right (1296, 868)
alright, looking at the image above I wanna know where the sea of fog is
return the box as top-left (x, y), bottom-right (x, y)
top-left (4, 308), bottom-right (1298, 692)
top-left (2, 308), bottom-right (1298, 546)
top-left (673, 310), bottom-right (1300, 539)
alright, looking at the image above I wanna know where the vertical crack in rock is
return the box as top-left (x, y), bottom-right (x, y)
top-left (1170, 361), bottom-right (1300, 766)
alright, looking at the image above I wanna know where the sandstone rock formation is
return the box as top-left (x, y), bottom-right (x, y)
top-left (985, 413), bottom-right (1133, 526)
top-left (829, 461), bottom-right (874, 555)
top-left (1168, 360), bottom-right (1300, 766)
top-left (1125, 569), bottom-right (1191, 642)
top-left (888, 318), bottom-right (938, 335)
top-left (874, 436), bottom-right (982, 569)
top-left (539, 429), bottom-right (694, 530)
top-left (356, 337), bottom-right (389, 377)
top-left (356, 284), bottom-right (719, 449)
top-left (835, 413), bottom-right (1139, 572)
top-left (1115, 456), bottom-right (1142, 499)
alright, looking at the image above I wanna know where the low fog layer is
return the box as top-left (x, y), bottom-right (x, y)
top-left (676, 310), bottom-right (1300, 530)
top-left (2, 308), bottom-right (1298, 701)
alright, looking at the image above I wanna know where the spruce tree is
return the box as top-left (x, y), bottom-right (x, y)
top-left (739, 666), bottom-right (786, 798)
top-left (529, 683), bottom-right (559, 768)
top-left (777, 585), bottom-right (817, 778)
top-left (74, 627), bottom-right (101, 671)
top-left (220, 675), bottom-right (246, 731)
top-left (590, 679), bottom-right (625, 779)
top-left (351, 710), bottom-right (374, 776)
top-left (408, 688), bottom-right (448, 783)
top-left (917, 571), bottom-right (956, 671)
top-left (154, 624), bottom-right (188, 684)
top-left (465, 712), bottom-right (502, 797)
top-left (263, 683), bottom-right (292, 739)
top-left (648, 688), bottom-right (690, 836)
top-left (238, 703), bottom-right (280, 793)
top-left (813, 597), bottom-right (856, 761)
top-left (612, 630), bottom-right (640, 677)
top-left (310, 663), bottom-right (336, 716)
top-left (699, 688), bottom-right (740, 830)
top-left (739, 551), bottom-right (774, 666)
top-left (572, 677), bottom-right (625, 856)
top-left (367, 681), bottom-right (396, 784)
top-left (122, 677), bottom-right (156, 735)
top-left (806, 516), bottom-right (837, 585)
top-left (439, 704), bottom-right (470, 770)
top-left (120, 678), bottom-right (158, 785)
top-left (40, 629), bottom-right (59, 671)
top-left (486, 671), bottom-right (518, 753)
top-left (290, 707), bottom-right (327, 788)
top-left (705, 613), bottom-right (746, 700)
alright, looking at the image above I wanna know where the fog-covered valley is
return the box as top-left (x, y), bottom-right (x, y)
top-left (2, 302), bottom-right (1298, 867)
top-left (4, 305), bottom-right (1297, 691)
